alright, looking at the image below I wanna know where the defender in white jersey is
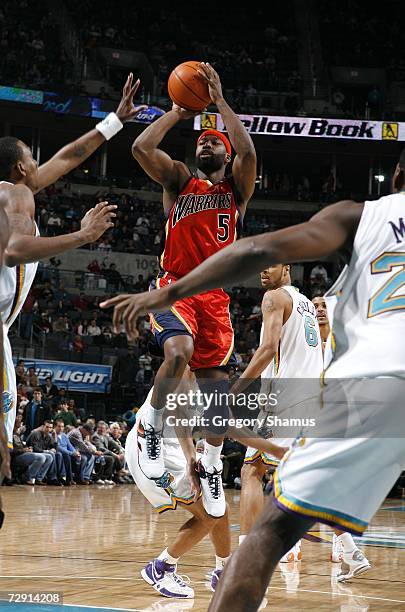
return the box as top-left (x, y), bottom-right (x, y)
top-left (109, 150), bottom-right (405, 611)
top-left (0, 74), bottom-right (144, 446)
top-left (238, 265), bottom-right (321, 562)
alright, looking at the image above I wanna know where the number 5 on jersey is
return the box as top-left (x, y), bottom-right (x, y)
top-left (217, 214), bottom-right (230, 242)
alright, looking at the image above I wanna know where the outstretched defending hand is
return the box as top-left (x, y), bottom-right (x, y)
top-left (197, 62), bottom-right (223, 105)
top-left (79, 201), bottom-right (117, 243)
top-left (100, 286), bottom-right (172, 340)
top-left (115, 73), bottom-right (147, 122)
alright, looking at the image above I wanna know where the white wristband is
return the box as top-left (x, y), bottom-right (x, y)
top-left (95, 112), bottom-right (123, 140)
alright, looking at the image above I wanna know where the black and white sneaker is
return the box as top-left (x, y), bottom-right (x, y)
top-left (198, 460), bottom-right (226, 517)
top-left (137, 420), bottom-right (165, 480)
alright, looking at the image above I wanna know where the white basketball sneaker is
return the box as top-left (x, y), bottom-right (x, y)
top-left (337, 549), bottom-right (371, 582)
top-left (198, 460), bottom-right (226, 517)
top-left (280, 540), bottom-right (302, 563)
top-left (141, 558), bottom-right (194, 599)
top-left (331, 533), bottom-right (344, 562)
top-left (137, 419), bottom-right (165, 480)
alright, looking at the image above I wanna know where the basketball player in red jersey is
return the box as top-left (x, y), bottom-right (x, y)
top-left (103, 63), bottom-right (256, 517)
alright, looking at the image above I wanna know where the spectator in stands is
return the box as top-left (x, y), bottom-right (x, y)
top-left (87, 260), bottom-right (102, 275)
top-left (68, 423), bottom-right (112, 484)
top-left (27, 367), bottom-right (40, 390)
top-left (38, 312), bottom-right (53, 334)
top-left (108, 421), bottom-right (131, 483)
top-left (46, 211), bottom-right (63, 236)
top-left (24, 389), bottom-right (52, 437)
top-left (92, 421), bottom-right (119, 484)
top-left (74, 292), bottom-right (89, 311)
top-left (104, 263), bottom-right (123, 291)
top-left (26, 421), bottom-right (64, 486)
top-left (40, 376), bottom-right (59, 404)
top-left (20, 290), bottom-right (36, 340)
top-left (87, 319), bottom-right (101, 336)
top-left (310, 262), bottom-right (328, 284)
top-left (53, 315), bottom-right (70, 333)
top-left (11, 421), bottom-right (53, 485)
top-left (17, 384), bottom-right (30, 411)
top-left (54, 399), bottom-right (78, 427)
top-left (75, 319), bottom-right (88, 336)
top-left (97, 238), bottom-right (112, 253)
top-left (68, 398), bottom-right (85, 422)
top-left (72, 335), bottom-right (84, 353)
top-left (53, 419), bottom-right (81, 485)
top-left (52, 387), bottom-right (68, 410)
top-left (15, 360), bottom-right (27, 385)
top-left (67, 424), bottom-right (96, 485)
top-left (41, 281), bottom-right (55, 302)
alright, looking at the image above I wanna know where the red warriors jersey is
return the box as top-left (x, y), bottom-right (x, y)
top-left (160, 174), bottom-right (243, 277)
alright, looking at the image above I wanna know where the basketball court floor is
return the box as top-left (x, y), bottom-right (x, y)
top-left (0, 486), bottom-right (404, 611)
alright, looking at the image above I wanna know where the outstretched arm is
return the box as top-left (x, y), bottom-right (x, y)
top-left (35, 75), bottom-right (145, 194)
top-left (131, 105), bottom-right (193, 211)
top-left (100, 200), bottom-right (363, 338)
top-left (4, 186), bottom-right (116, 266)
top-left (198, 63), bottom-right (256, 207)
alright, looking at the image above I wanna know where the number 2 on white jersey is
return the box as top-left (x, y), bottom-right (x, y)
top-left (368, 251), bottom-right (405, 317)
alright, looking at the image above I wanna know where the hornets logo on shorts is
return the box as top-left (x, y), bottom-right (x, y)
top-left (2, 391), bottom-right (14, 413)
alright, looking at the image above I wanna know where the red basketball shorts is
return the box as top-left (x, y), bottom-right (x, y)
top-left (149, 272), bottom-right (237, 371)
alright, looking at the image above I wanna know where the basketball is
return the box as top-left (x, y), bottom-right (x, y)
top-left (168, 61), bottom-right (211, 112)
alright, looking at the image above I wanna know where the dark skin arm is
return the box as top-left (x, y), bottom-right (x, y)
top-left (100, 200), bottom-right (363, 338)
top-left (197, 62), bottom-right (256, 209)
top-left (0, 205), bottom-right (11, 480)
top-left (3, 184), bottom-right (117, 266)
top-left (230, 289), bottom-right (292, 396)
top-left (131, 105), bottom-right (194, 214)
top-left (35, 74), bottom-right (145, 194)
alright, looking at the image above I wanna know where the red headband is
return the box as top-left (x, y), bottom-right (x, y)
top-left (197, 129), bottom-right (231, 155)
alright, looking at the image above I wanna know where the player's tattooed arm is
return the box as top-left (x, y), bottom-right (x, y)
top-left (35, 74), bottom-right (145, 194)
top-left (197, 62), bottom-right (256, 207)
top-left (230, 290), bottom-right (288, 395)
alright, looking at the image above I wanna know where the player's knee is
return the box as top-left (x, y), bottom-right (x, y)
top-left (164, 347), bottom-right (192, 377)
top-left (241, 461), bottom-right (263, 485)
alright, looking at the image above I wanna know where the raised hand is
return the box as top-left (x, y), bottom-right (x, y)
top-left (79, 201), bottom-right (117, 243)
top-left (115, 73), bottom-right (148, 123)
top-left (197, 62), bottom-right (223, 105)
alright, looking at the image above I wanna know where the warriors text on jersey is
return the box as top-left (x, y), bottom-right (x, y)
top-left (159, 174), bottom-right (242, 278)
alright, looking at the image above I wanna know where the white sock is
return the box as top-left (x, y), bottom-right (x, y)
top-left (215, 555), bottom-right (230, 570)
top-left (141, 395), bottom-right (164, 431)
top-left (239, 535), bottom-right (247, 545)
top-left (337, 532), bottom-right (356, 554)
top-left (158, 548), bottom-right (179, 565)
top-left (201, 441), bottom-right (222, 468)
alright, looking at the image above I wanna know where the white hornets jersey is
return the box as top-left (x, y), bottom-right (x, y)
top-left (0, 181), bottom-right (39, 330)
top-left (271, 285), bottom-right (323, 378)
top-left (327, 193), bottom-right (405, 378)
top-left (0, 181), bottom-right (39, 444)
